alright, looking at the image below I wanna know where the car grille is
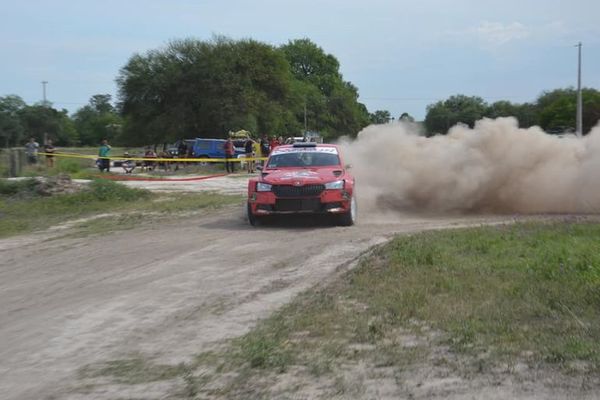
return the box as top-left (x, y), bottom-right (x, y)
top-left (272, 184), bottom-right (325, 198)
top-left (275, 198), bottom-right (321, 212)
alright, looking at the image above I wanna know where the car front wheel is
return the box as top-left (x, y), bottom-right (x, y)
top-left (247, 202), bottom-right (262, 226)
top-left (337, 195), bottom-right (357, 226)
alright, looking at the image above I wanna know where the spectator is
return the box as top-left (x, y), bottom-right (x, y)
top-left (260, 135), bottom-right (270, 158)
top-left (252, 139), bottom-right (261, 166)
top-left (144, 148), bottom-right (157, 171)
top-left (25, 137), bottom-right (39, 165)
top-left (121, 152), bottom-right (136, 174)
top-left (158, 150), bottom-right (172, 171)
top-left (177, 140), bottom-right (188, 158)
top-left (44, 139), bottom-right (55, 168)
top-left (270, 136), bottom-right (280, 150)
top-left (98, 139), bottom-right (111, 172)
top-left (244, 137), bottom-right (255, 173)
top-left (176, 140), bottom-right (188, 171)
top-left (224, 138), bottom-right (235, 173)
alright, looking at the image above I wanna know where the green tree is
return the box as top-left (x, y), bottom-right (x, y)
top-left (399, 112), bottom-right (415, 122)
top-left (117, 37), bottom-right (298, 145)
top-left (513, 103), bottom-right (538, 128)
top-left (73, 94), bottom-right (122, 145)
top-left (425, 95), bottom-right (487, 134)
top-left (17, 104), bottom-right (78, 146)
top-left (370, 110), bottom-right (391, 124)
top-left (486, 100), bottom-right (518, 119)
top-left (0, 95), bottom-right (26, 147)
top-left (485, 100), bottom-right (538, 128)
top-left (537, 88), bottom-right (600, 134)
top-left (280, 38), bottom-right (370, 138)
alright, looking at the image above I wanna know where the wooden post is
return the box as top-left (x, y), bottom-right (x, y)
top-left (9, 149), bottom-right (17, 177)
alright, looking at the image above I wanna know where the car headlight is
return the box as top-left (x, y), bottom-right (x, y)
top-left (324, 180), bottom-right (344, 190)
top-left (256, 182), bottom-right (272, 192)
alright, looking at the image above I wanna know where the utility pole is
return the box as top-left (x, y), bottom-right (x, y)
top-left (41, 81), bottom-right (48, 106)
top-left (576, 42), bottom-right (583, 137)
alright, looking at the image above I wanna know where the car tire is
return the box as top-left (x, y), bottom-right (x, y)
top-left (337, 195), bottom-right (357, 226)
top-left (247, 202), bottom-right (262, 226)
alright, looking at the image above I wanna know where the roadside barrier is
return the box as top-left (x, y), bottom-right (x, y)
top-left (38, 152), bottom-right (267, 163)
top-left (36, 151), bottom-right (257, 181)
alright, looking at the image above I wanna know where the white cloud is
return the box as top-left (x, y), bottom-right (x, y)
top-left (471, 21), bottom-right (530, 45)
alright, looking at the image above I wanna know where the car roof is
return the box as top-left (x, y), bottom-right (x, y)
top-left (277, 143), bottom-right (338, 149)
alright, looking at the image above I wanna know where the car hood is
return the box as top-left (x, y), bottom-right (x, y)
top-left (262, 167), bottom-right (346, 185)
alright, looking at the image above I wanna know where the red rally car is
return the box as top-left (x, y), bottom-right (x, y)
top-left (247, 142), bottom-right (356, 226)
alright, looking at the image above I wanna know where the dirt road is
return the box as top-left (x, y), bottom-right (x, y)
top-left (0, 195), bottom-right (516, 400)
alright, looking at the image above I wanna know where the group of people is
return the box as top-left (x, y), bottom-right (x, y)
top-left (24, 137), bottom-right (56, 167)
top-left (98, 141), bottom-right (182, 174)
top-left (224, 135), bottom-right (283, 174)
top-left (23, 134), bottom-right (292, 175)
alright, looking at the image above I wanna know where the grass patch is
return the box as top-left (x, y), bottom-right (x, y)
top-left (0, 178), bottom-right (38, 196)
top-left (0, 178), bottom-right (242, 238)
top-left (368, 223), bottom-right (600, 366)
top-left (197, 222), bottom-right (600, 396)
top-left (79, 357), bottom-right (188, 384)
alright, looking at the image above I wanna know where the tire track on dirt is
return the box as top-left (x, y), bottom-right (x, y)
top-left (0, 208), bottom-right (515, 400)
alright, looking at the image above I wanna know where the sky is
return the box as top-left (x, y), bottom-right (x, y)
top-left (1, 0), bottom-right (599, 120)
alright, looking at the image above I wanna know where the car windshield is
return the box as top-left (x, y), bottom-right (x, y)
top-left (267, 151), bottom-right (340, 168)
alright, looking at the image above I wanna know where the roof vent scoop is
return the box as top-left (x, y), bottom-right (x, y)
top-left (333, 170), bottom-right (342, 177)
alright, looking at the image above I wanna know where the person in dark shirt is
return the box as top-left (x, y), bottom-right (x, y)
top-left (176, 140), bottom-right (188, 171)
top-left (244, 138), bottom-right (255, 173)
top-left (260, 135), bottom-right (270, 157)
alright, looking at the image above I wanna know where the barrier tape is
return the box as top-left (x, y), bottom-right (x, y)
top-left (38, 152), bottom-right (267, 163)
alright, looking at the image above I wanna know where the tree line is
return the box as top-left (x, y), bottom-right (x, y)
top-left (0, 94), bottom-right (124, 148)
top-left (424, 88), bottom-right (600, 135)
top-left (1, 35), bottom-right (599, 147)
top-left (1, 37), bottom-right (373, 147)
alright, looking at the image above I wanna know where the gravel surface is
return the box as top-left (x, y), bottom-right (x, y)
top-left (0, 175), bottom-right (558, 399)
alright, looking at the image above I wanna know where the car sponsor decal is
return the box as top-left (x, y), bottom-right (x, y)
top-left (271, 147), bottom-right (338, 155)
top-left (278, 170), bottom-right (320, 180)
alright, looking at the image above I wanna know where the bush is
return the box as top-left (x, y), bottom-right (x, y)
top-left (55, 158), bottom-right (83, 174)
top-left (88, 179), bottom-right (150, 201)
top-left (0, 178), bottom-right (38, 197)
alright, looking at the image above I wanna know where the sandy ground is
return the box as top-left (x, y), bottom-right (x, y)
top-left (112, 173), bottom-right (249, 195)
top-left (0, 175), bottom-right (588, 399)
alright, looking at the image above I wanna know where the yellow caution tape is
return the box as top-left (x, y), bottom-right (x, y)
top-left (38, 152), bottom-right (268, 163)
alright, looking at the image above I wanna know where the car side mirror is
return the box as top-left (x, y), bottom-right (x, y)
top-left (256, 165), bottom-right (263, 171)
top-left (345, 164), bottom-right (352, 169)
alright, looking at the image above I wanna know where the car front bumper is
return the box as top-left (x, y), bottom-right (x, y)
top-left (248, 190), bottom-right (352, 215)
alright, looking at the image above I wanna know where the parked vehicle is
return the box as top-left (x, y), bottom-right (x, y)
top-left (246, 142), bottom-right (356, 226)
top-left (192, 138), bottom-right (246, 159)
top-left (192, 138), bottom-right (226, 158)
top-left (167, 139), bottom-right (195, 156)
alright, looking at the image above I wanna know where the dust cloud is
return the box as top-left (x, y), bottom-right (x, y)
top-left (341, 117), bottom-right (600, 214)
